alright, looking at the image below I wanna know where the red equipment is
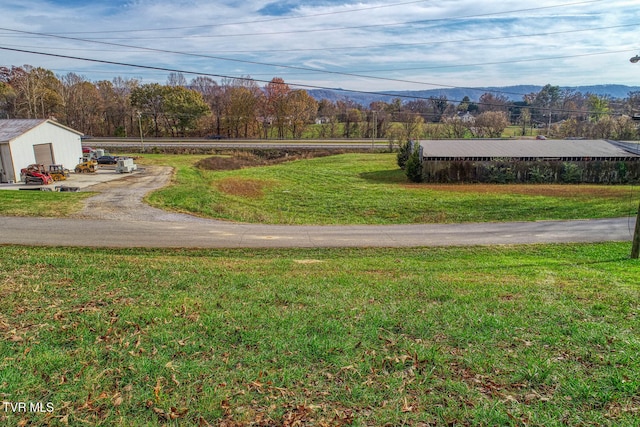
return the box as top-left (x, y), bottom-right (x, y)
top-left (20, 164), bottom-right (54, 185)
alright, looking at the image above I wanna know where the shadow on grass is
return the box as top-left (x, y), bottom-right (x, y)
top-left (359, 169), bottom-right (408, 184)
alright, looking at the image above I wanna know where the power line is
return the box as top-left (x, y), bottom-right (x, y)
top-left (0, 0), bottom-right (619, 95)
top-left (3, 22), bottom-right (636, 55)
top-left (2, 22), bottom-right (633, 101)
top-left (1, 37), bottom-right (623, 100)
top-left (0, 45), bottom-right (630, 118)
top-left (0, 45), bottom-right (407, 94)
top-left (0, 0), bottom-right (626, 103)
top-left (35, 0), bottom-right (605, 37)
top-left (350, 48), bottom-right (637, 74)
top-left (0, 45), bottom-right (497, 104)
top-left (41, 0), bottom-right (437, 35)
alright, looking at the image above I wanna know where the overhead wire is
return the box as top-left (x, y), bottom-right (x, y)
top-left (2, 22), bottom-right (636, 56)
top-left (0, 45), bottom-right (629, 118)
top-left (36, 0), bottom-right (605, 38)
top-left (0, 19), bottom-right (632, 100)
top-left (0, 0), bottom-right (629, 103)
top-left (42, 0), bottom-right (439, 35)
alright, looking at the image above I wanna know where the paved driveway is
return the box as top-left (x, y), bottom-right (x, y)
top-left (0, 165), bottom-right (636, 248)
top-left (0, 215), bottom-right (634, 248)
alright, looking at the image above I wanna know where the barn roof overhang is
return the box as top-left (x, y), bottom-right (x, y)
top-left (419, 139), bottom-right (640, 161)
top-left (0, 119), bottom-right (83, 143)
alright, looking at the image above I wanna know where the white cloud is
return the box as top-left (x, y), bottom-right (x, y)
top-left (1, 0), bottom-right (639, 91)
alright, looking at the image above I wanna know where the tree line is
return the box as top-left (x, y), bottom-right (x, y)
top-left (1, 65), bottom-right (639, 140)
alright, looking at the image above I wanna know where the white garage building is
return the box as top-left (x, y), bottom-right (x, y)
top-left (0, 119), bottom-right (83, 183)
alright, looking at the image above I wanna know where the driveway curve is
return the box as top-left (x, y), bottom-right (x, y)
top-left (72, 166), bottom-right (211, 223)
top-left (0, 166), bottom-right (636, 249)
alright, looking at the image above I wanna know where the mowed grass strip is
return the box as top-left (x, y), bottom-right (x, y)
top-left (0, 190), bottom-right (91, 217)
top-left (1, 243), bottom-right (639, 426)
top-left (144, 153), bottom-right (639, 224)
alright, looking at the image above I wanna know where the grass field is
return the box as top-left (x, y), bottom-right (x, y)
top-left (144, 153), bottom-right (639, 225)
top-left (0, 190), bottom-right (90, 217)
top-left (1, 243), bottom-right (639, 426)
top-left (1, 153), bottom-right (636, 225)
top-left (2, 153), bottom-right (639, 425)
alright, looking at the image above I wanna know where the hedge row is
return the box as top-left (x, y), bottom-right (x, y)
top-left (422, 160), bottom-right (640, 184)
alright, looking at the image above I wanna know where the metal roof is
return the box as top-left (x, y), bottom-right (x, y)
top-left (0, 119), bottom-right (83, 142)
top-left (419, 139), bottom-right (640, 159)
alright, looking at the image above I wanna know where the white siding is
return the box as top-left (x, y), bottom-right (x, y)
top-left (6, 122), bottom-right (82, 182)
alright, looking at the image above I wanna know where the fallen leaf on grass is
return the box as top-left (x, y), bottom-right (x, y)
top-left (153, 377), bottom-right (164, 403)
top-left (171, 374), bottom-right (180, 386)
top-left (113, 394), bottom-right (123, 407)
top-left (152, 406), bottom-right (188, 421)
top-left (401, 397), bottom-right (415, 413)
top-left (282, 404), bottom-right (313, 426)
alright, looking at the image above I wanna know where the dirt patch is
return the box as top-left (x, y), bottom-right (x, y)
top-left (196, 149), bottom-right (344, 171)
top-left (215, 178), bottom-right (275, 198)
top-left (407, 183), bottom-right (629, 198)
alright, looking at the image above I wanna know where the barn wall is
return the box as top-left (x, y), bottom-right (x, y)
top-left (7, 122), bottom-right (82, 182)
top-left (422, 159), bottom-right (640, 184)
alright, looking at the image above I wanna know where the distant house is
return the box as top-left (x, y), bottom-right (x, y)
top-left (457, 112), bottom-right (474, 123)
top-left (419, 139), bottom-right (640, 183)
top-left (0, 119), bottom-right (83, 183)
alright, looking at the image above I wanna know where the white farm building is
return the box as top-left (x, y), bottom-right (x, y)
top-left (0, 119), bottom-right (83, 183)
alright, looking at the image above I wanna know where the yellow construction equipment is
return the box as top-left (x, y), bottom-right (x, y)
top-left (48, 164), bottom-right (70, 181)
top-left (75, 159), bottom-right (97, 173)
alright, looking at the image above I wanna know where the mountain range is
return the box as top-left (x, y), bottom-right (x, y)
top-left (307, 85), bottom-right (640, 106)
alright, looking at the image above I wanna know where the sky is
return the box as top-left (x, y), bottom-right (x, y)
top-left (1, 0), bottom-right (640, 96)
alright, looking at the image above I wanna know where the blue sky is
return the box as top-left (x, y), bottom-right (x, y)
top-left (1, 0), bottom-right (640, 94)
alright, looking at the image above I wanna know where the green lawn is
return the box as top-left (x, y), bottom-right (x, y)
top-left (1, 153), bottom-right (635, 225)
top-left (0, 190), bottom-right (91, 217)
top-left (1, 243), bottom-right (639, 426)
top-left (145, 153), bottom-right (638, 225)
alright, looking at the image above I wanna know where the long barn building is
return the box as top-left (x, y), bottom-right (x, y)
top-left (418, 139), bottom-right (640, 183)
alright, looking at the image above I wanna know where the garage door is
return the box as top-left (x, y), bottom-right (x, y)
top-left (33, 143), bottom-right (55, 166)
top-left (0, 144), bottom-right (12, 183)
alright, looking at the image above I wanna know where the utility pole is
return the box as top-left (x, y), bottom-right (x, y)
top-left (632, 201), bottom-right (640, 258)
top-left (630, 55), bottom-right (640, 258)
top-left (371, 110), bottom-right (377, 149)
top-left (137, 112), bottom-right (145, 153)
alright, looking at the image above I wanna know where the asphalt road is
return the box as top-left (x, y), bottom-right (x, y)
top-left (85, 137), bottom-right (385, 151)
top-left (0, 215), bottom-right (635, 249)
top-left (1, 165), bottom-right (636, 249)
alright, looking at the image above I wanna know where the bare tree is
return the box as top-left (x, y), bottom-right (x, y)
top-left (316, 99), bottom-right (339, 138)
top-left (470, 111), bottom-right (509, 138)
top-left (264, 77), bottom-right (291, 138)
top-left (478, 92), bottom-right (510, 113)
top-left (167, 72), bottom-right (187, 87)
top-left (441, 115), bottom-right (468, 138)
top-left (9, 65), bottom-right (61, 118)
top-left (287, 90), bottom-right (317, 139)
top-left (225, 78), bottom-right (261, 138)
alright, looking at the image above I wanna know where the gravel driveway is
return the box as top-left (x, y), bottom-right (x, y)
top-left (73, 166), bottom-right (210, 223)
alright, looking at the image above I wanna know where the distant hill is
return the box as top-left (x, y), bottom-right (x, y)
top-left (307, 85), bottom-right (640, 106)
